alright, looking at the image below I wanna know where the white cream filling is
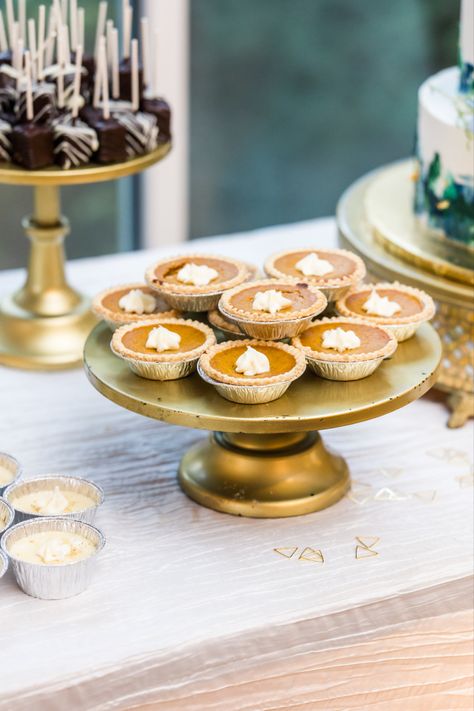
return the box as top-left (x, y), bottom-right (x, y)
top-left (295, 252), bottom-right (333, 277)
top-left (235, 346), bottom-right (270, 377)
top-left (24, 486), bottom-right (69, 515)
top-left (146, 325), bottom-right (181, 352)
top-left (363, 290), bottom-right (401, 318)
top-left (252, 289), bottom-right (292, 315)
top-left (177, 263), bottom-right (219, 287)
top-left (10, 531), bottom-right (96, 565)
top-left (322, 327), bottom-right (361, 352)
top-left (119, 289), bottom-right (157, 315)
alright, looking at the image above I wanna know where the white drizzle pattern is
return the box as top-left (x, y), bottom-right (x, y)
top-left (52, 119), bottom-right (99, 169)
top-left (114, 111), bottom-right (158, 157)
top-left (0, 119), bottom-right (12, 162)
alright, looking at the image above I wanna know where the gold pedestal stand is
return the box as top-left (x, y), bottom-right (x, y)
top-left (0, 145), bottom-right (170, 370)
top-left (84, 321), bottom-right (441, 518)
top-left (337, 160), bottom-right (474, 428)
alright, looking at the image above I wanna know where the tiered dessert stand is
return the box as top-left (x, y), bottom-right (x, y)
top-left (337, 159), bottom-right (474, 427)
top-left (84, 320), bottom-right (441, 518)
top-left (0, 143), bottom-right (170, 370)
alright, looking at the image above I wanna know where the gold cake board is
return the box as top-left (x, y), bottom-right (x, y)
top-left (0, 144), bottom-right (171, 370)
top-left (337, 159), bottom-right (474, 428)
top-left (84, 321), bottom-right (441, 518)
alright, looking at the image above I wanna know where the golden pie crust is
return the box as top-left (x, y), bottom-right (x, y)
top-left (93, 283), bottom-right (178, 325)
top-left (111, 318), bottom-right (216, 363)
top-left (207, 309), bottom-right (243, 334)
top-left (145, 254), bottom-right (251, 295)
top-left (292, 317), bottom-right (398, 362)
top-left (336, 282), bottom-right (435, 325)
top-left (264, 248), bottom-right (366, 287)
top-left (219, 279), bottom-right (327, 323)
top-left (199, 339), bottom-right (306, 386)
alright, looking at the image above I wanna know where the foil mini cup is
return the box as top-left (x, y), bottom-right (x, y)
top-left (153, 289), bottom-right (228, 313)
top-left (0, 452), bottom-right (22, 496)
top-left (218, 309), bottom-right (318, 341)
top-left (117, 354), bottom-right (199, 380)
top-left (306, 355), bottom-right (386, 381)
top-left (101, 310), bottom-right (180, 332)
top-left (319, 284), bottom-right (354, 304)
top-left (207, 310), bottom-right (246, 341)
top-left (0, 550), bottom-right (8, 580)
top-left (383, 322), bottom-right (420, 342)
top-left (198, 363), bottom-right (294, 404)
top-left (4, 476), bottom-right (104, 524)
top-left (0, 498), bottom-right (15, 536)
top-left (1, 517), bottom-right (106, 600)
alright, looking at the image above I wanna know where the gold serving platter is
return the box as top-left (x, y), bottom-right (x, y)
top-left (0, 143), bottom-right (171, 186)
top-left (84, 321), bottom-right (441, 518)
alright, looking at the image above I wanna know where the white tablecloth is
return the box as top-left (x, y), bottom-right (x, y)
top-left (0, 219), bottom-right (472, 711)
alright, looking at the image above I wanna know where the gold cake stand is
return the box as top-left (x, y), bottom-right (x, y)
top-left (337, 160), bottom-right (474, 427)
top-left (0, 144), bottom-right (171, 371)
top-left (84, 321), bottom-right (441, 518)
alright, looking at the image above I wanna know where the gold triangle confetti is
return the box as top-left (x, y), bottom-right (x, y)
top-left (413, 490), bottom-right (437, 502)
top-left (355, 545), bottom-right (378, 559)
top-left (274, 547), bottom-right (298, 559)
top-left (356, 536), bottom-right (380, 549)
top-left (298, 547), bottom-right (324, 564)
top-left (374, 487), bottom-right (408, 501)
top-left (378, 468), bottom-right (404, 479)
top-left (426, 448), bottom-right (469, 464)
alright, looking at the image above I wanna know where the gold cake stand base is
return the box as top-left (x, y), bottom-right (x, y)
top-left (0, 145), bottom-right (171, 370)
top-left (84, 321), bottom-right (441, 518)
top-left (337, 160), bottom-right (474, 428)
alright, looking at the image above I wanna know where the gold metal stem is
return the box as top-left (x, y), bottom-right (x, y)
top-left (178, 431), bottom-right (350, 518)
top-left (13, 185), bottom-right (81, 317)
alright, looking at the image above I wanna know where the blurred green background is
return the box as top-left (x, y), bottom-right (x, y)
top-left (0, 0), bottom-right (458, 267)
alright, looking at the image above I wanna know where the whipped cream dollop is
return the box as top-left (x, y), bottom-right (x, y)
top-left (363, 290), bottom-right (401, 318)
top-left (322, 327), bottom-right (361, 352)
top-left (295, 252), bottom-right (333, 277)
top-left (252, 289), bottom-right (292, 315)
top-left (37, 537), bottom-right (73, 564)
top-left (28, 486), bottom-right (70, 515)
top-left (235, 346), bottom-right (270, 377)
top-left (146, 325), bottom-right (181, 352)
top-left (119, 289), bottom-right (157, 315)
top-left (177, 263), bottom-right (219, 287)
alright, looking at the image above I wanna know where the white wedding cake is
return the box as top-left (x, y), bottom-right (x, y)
top-left (414, 0), bottom-right (474, 246)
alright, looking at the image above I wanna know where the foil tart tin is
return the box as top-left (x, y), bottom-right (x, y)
top-left (198, 363), bottom-right (295, 404)
top-left (4, 476), bottom-right (104, 524)
top-left (1, 517), bottom-right (106, 600)
top-left (305, 355), bottom-right (387, 381)
top-left (155, 289), bottom-right (230, 313)
top-left (0, 498), bottom-right (15, 535)
top-left (383, 322), bottom-right (420, 342)
top-left (207, 310), bottom-right (246, 341)
top-left (114, 353), bottom-right (199, 380)
top-left (218, 308), bottom-right (319, 341)
top-left (0, 550), bottom-right (8, 580)
top-left (0, 452), bottom-right (22, 496)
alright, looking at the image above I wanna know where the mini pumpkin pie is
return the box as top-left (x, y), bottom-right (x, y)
top-left (93, 283), bottom-right (179, 330)
top-left (111, 317), bottom-right (216, 380)
top-left (336, 282), bottom-right (435, 342)
top-left (292, 317), bottom-right (398, 380)
top-left (145, 254), bottom-right (253, 312)
top-left (264, 248), bottom-right (366, 301)
top-left (199, 339), bottom-right (306, 404)
top-left (207, 309), bottom-right (245, 340)
top-left (218, 279), bottom-right (327, 340)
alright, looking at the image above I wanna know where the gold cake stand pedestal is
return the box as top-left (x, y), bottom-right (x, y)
top-left (0, 144), bottom-right (171, 370)
top-left (337, 159), bottom-right (474, 428)
top-left (84, 321), bottom-right (441, 518)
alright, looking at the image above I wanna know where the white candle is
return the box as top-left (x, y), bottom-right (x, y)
top-left (94, 1), bottom-right (108, 61)
top-left (0, 11), bottom-right (8, 53)
top-left (24, 49), bottom-right (33, 120)
top-left (72, 42), bottom-right (82, 118)
top-left (57, 29), bottom-right (64, 108)
top-left (131, 37), bottom-right (139, 111)
top-left (121, 0), bottom-right (129, 57)
top-left (28, 18), bottom-right (37, 81)
top-left (99, 36), bottom-right (110, 120)
top-left (106, 18), bottom-right (113, 69)
top-left (111, 26), bottom-right (119, 99)
top-left (152, 30), bottom-right (158, 96)
top-left (92, 39), bottom-right (103, 108)
top-left (18, 0), bottom-right (25, 42)
top-left (5, 0), bottom-right (15, 49)
top-left (61, 0), bottom-right (68, 25)
top-left (62, 22), bottom-right (70, 61)
top-left (123, 3), bottom-right (132, 60)
top-left (140, 17), bottom-right (150, 89)
top-left (78, 7), bottom-right (84, 51)
top-left (70, 0), bottom-right (77, 51)
top-left (37, 5), bottom-right (46, 77)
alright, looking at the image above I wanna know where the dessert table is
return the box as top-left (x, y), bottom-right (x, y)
top-left (0, 218), bottom-right (472, 711)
